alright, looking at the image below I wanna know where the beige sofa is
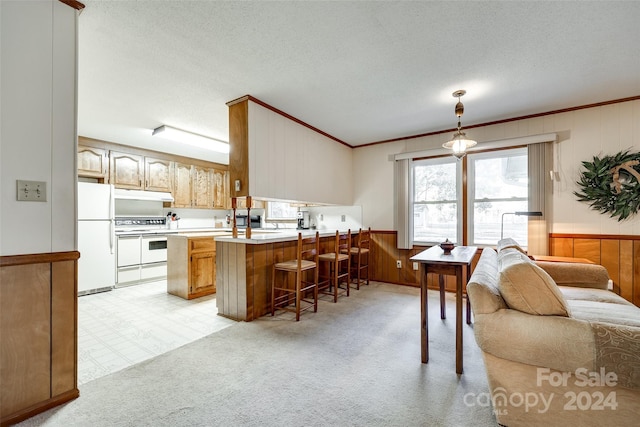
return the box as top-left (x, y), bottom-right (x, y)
top-left (467, 239), bottom-right (640, 426)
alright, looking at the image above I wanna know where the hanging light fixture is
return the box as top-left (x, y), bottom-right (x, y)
top-left (442, 90), bottom-right (477, 159)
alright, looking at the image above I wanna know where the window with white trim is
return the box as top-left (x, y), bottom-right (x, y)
top-left (468, 148), bottom-right (528, 245)
top-left (412, 156), bottom-right (462, 244)
top-left (411, 147), bottom-right (530, 247)
top-left (266, 201), bottom-right (298, 220)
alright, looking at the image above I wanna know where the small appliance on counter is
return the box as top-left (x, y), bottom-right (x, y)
top-left (236, 214), bottom-right (262, 229)
top-left (297, 211), bottom-right (310, 230)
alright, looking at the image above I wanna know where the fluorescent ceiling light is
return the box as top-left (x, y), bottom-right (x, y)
top-left (152, 125), bottom-right (229, 153)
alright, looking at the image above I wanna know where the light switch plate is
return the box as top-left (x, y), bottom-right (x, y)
top-left (17, 180), bottom-right (47, 202)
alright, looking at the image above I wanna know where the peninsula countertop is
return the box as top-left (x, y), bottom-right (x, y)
top-left (214, 228), bottom-right (357, 244)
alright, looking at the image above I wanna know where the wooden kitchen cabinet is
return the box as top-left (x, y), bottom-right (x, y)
top-left (167, 235), bottom-right (216, 299)
top-left (78, 137), bottom-right (230, 209)
top-left (192, 166), bottom-right (213, 208)
top-left (144, 157), bottom-right (172, 192)
top-left (212, 169), bottom-right (227, 209)
top-left (235, 197), bottom-right (266, 209)
top-left (110, 151), bottom-right (144, 189)
top-left (190, 251), bottom-right (215, 295)
top-left (172, 162), bottom-right (193, 207)
top-left (77, 145), bottom-right (108, 180)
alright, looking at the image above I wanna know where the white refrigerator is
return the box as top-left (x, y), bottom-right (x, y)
top-left (78, 182), bottom-right (116, 295)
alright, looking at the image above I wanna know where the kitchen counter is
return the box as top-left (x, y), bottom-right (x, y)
top-left (214, 229), bottom-right (355, 244)
top-left (115, 227), bottom-right (231, 236)
top-left (215, 228), bottom-right (360, 321)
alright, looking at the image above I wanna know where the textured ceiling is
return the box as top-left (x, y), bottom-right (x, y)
top-left (78, 1), bottom-right (640, 164)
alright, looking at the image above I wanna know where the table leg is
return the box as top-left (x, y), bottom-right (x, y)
top-left (465, 264), bottom-right (472, 325)
top-left (439, 274), bottom-right (446, 319)
top-left (421, 265), bottom-right (429, 363)
top-left (456, 265), bottom-right (463, 374)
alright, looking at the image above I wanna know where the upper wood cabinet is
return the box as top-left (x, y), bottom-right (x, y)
top-left (77, 145), bottom-right (108, 179)
top-left (212, 169), bottom-right (227, 209)
top-left (172, 162), bottom-right (193, 207)
top-left (144, 157), bottom-right (172, 192)
top-left (192, 166), bottom-right (213, 209)
top-left (110, 151), bottom-right (144, 189)
top-left (78, 138), bottom-right (229, 209)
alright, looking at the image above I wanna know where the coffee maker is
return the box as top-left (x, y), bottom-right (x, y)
top-left (297, 211), bottom-right (310, 230)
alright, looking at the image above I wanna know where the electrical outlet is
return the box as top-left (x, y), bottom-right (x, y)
top-left (413, 262), bottom-right (419, 271)
top-left (341, 215), bottom-right (346, 222)
top-left (234, 180), bottom-right (241, 191)
top-left (319, 214), bottom-right (323, 221)
top-left (17, 180), bottom-right (47, 202)
top-left (396, 260), bottom-right (402, 268)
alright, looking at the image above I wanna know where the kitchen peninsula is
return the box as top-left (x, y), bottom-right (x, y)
top-left (215, 230), bottom-right (357, 321)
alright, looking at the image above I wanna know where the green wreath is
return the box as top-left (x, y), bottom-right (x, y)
top-left (574, 150), bottom-right (640, 221)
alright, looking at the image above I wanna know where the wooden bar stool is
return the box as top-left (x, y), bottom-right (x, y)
top-left (344, 227), bottom-right (370, 289)
top-left (271, 232), bottom-right (319, 321)
top-left (318, 230), bottom-right (351, 302)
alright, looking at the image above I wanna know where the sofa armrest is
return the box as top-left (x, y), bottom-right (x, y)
top-left (473, 309), bottom-right (596, 373)
top-left (535, 261), bottom-right (609, 289)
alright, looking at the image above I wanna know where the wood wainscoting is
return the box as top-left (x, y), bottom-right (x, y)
top-left (368, 231), bottom-right (639, 307)
top-left (550, 234), bottom-right (640, 306)
top-left (370, 231), bottom-right (479, 293)
top-left (0, 251), bottom-right (79, 427)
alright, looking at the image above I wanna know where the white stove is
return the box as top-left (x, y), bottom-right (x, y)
top-left (115, 216), bottom-right (167, 232)
top-left (115, 217), bottom-right (168, 287)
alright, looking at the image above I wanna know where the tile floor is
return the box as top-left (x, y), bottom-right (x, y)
top-left (78, 280), bottom-right (236, 385)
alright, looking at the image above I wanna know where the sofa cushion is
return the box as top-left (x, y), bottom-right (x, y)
top-left (467, 248), bottom-right (508, 315)
top-left (536, 261), bottom-right (610, 289)
top-left (497, 250), bottom-right (571, 316)
top-left (567, 299), bottom-right (640, 328)
top-left (560, 286), bottom-right (633, 305)
top-left (497, 237), bottom-right (527, 255)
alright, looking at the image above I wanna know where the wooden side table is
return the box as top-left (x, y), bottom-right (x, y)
top-left (411, 245), bottom-right (477, 374)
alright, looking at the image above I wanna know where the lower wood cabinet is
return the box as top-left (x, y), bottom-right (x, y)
top-left (167, 235), bottom-right (217, 299)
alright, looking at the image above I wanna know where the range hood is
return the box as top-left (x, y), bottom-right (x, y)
top-left (114, 188), bottom-right (174, 202)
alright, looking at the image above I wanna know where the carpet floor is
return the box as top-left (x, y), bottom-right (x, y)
top-left (18, 282), bottom-right (497, 427)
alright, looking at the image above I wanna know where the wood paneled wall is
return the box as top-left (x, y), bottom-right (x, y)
top-left (0, 251), bottom-right (79, 426)
top-left (370, 231), bottom-right (477, 292)
top-left (217, 234), bottom-right (347, 321)
top-left (369, 231), bottom-right (639, 307)
top-left (550, 234), bottom-right (640, 306)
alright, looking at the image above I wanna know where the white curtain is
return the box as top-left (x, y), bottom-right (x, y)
top-left (395, 159), bottom-right (412, 249)
top-left (527, 142), bottom-right (553, 255)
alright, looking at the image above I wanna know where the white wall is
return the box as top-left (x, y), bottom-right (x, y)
top-left (248, 101), bottom-right (353, 205)
top-left (353, 99), bottom-right (640, 235)
top-left (0, 0), bottom-right (78, 256)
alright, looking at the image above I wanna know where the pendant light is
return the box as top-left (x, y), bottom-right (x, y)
top-left (442, 90), bottom-right (477, 159)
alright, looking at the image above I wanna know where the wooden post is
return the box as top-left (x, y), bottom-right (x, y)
top-left (245, 196), bottom-right (252, 239)
top-left (232, 197), bottom-right (238, 238)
